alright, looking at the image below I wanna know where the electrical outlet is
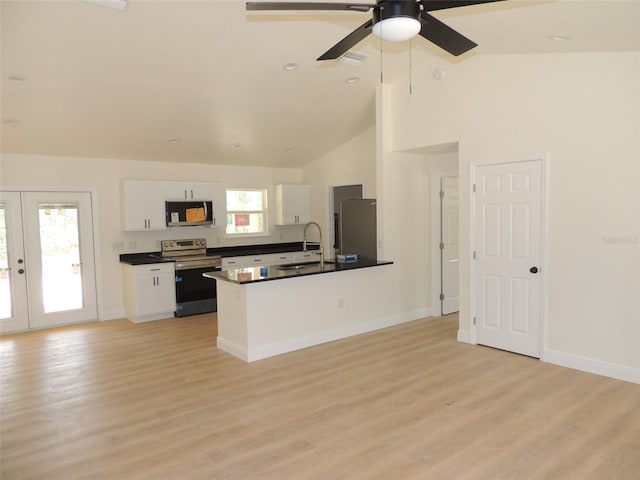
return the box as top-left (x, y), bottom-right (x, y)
top-left (112, 241), bottom-right (124, 251)
top-left (128, 241), bottom-right (137, 250)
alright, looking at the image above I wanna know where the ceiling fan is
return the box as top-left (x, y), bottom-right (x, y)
top-left (246, 0), bottom-right (505, 61)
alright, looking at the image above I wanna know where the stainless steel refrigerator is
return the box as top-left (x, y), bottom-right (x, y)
top-left (339, 198), bottom-right (377, 261)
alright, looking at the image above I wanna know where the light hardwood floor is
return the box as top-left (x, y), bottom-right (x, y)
top-left (1, 314), bottom-right (638, 480)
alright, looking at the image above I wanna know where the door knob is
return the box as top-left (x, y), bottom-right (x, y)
top-left (18, 269), bottom-right (25, 274)
top-left (530, 266), bottom-right (539, 274)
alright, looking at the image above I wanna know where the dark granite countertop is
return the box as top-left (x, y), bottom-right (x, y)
top-left (204, 259), bottom-right (393, 284)
top-left (119, 241), bottom-right (319, 265)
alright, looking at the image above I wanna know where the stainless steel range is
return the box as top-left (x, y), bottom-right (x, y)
top-left (161, 238), bottom-right (221, 317)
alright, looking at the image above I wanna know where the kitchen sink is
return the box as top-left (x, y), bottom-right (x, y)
top-left (276, 262), bottom-right (320, 271)
top-left (276, 260), bottom-right (334, 271)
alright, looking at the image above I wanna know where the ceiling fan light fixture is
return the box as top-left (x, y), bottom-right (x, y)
top-left (372, 2), bottom-right (421, 43)
top-left (373, 17), bottom-right (421, 42)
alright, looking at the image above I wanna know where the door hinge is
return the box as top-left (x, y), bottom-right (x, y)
top-left (473, 316), bottom-right (476, 325)
top-left (439, 293), bottom-right (445, 301)
top-left (472, 184), bottom-right (476, 193)
top-left (439, 190), bottom-right (444, 198)
top-left (473, 250), bottom-right (476, 260)
top-left (439, 242), bottom-right (444, 250)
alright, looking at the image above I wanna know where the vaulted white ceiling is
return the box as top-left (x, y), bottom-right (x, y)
top-left (2, 0), bottom-right (639, 168)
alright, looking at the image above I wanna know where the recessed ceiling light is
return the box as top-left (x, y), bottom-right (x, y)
top-left (283, 62), bottom-right (299, 71)
top-left (86, 0), bottom-right (127, 11)
top-left (232, 143), bottom-right (244, 149)
top-left (8, 74), bottom-right (27, 84)
top-left (345, 77), bottom-right (360, 84)
top-left (168, 138), bottom-right (181, 144)
top-left (284, 147), bottom-right (296, 153)
top-left (550, 35), bottom-right (571, 41)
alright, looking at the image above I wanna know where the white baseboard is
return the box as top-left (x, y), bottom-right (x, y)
top-left (217, 337), bottom-right (249, 362)
top-left (99, 309), bottom-right (126, 321)
top-left (218, 309), bottom-right (428, 363)
top-left (543, 348), bottom-right (640, 385)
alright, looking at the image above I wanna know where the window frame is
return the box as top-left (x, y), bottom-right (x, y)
top-left (225, 188), bottom-right (269, 237)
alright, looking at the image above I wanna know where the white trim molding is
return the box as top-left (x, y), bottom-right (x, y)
top-left (544, 349), bottom-right (640, 385)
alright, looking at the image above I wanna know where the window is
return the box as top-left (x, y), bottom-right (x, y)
top-left (226, 189), bottom-right (267, 235)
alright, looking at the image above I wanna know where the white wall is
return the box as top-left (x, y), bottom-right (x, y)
top-left (384, 51), bottom-right (640, 380)
top-left (0, 154), bottom-right (302, 320)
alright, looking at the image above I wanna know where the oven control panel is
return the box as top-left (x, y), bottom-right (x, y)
top-left (161, 238), bottom-right (206, 253)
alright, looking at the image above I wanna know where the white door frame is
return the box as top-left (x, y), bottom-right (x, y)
top-left (468, 154), bottom-right (548, 359)
top-left (430, 171), bottom-right (458, 316)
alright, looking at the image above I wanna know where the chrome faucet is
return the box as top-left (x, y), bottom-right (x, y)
top-left (303, 221), bottom-right (324, 268)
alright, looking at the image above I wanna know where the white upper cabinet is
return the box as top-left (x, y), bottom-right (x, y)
top-left (121, 181), bottom-right (166, 231)
top-left (210, 182), bottom-right (227, 228)
top-left (121, 180), bottom-right (228, 231)
top-left (275, 184), bottom-right (310, 225)
top-left (164, 182), bottom-right (212, 201)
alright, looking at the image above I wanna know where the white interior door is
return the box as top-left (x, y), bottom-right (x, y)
top-left (0, 192), bottom-right (29, 332)
top-left (441, 176), bottom-right (459, 315)
top-left (0, 191), bottom-right (98, 332)
top-left (474, 160), bottom-right (542, 358)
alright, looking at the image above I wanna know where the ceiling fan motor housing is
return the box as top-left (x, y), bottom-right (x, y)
top-left (372, 1), bottom-right (421, 42)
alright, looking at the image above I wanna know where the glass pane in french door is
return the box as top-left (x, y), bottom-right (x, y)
top-left (38, 203), bottom-right (84, 313)
top-left (0, 203), bottom-right (10, 319)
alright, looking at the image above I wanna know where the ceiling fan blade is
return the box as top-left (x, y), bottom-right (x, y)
top-left (246, 2), bottom-right (373, 12)
top-left (419, 12), bottom-right (477, 56)
top-left (317, 19), bottom-right (373, 60)
top-left (421, 0), bottom-right (505, 12)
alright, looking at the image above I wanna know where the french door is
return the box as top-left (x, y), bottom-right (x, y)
top-left (0, 191), bottom-right (97, 333)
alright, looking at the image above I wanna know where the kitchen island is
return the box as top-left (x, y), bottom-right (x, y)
top-left (204, 259), bottom-right (393, 362)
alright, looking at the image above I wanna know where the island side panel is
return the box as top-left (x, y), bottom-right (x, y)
top-left (215, 279), bottom-right (250, 361)
top-left (239, 265), bottom-right (392, 361)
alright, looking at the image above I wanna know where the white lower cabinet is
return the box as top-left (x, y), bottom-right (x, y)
top-left (123, 263), bottom-right (176, 323)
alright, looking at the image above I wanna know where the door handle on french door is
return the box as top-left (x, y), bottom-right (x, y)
top-left (530, 266), bottom-right (539, 274)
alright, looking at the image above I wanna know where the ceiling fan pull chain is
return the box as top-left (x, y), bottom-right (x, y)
top-left (409, 38), bottom-right (413, 96)
top-left (380, 34), bottom-right (384, 84)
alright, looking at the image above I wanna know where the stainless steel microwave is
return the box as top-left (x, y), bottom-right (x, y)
top-left (165, 201), bottom-right (213, 227)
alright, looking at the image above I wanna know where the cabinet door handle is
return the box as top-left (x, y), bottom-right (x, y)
top-left (156, 276), bottom-right (160, 285)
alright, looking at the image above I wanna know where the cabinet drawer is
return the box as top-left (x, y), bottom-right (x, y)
top-left (221, 257), bottom-right (244, 270)
top-left (133, 263), bottom-right (175, 275)
top-left (272, 252), bottom-right (295, 265)
top-left (294, 251), bottom-right (316, 263)
top-left (244, 254), bottom-right (273, 266)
